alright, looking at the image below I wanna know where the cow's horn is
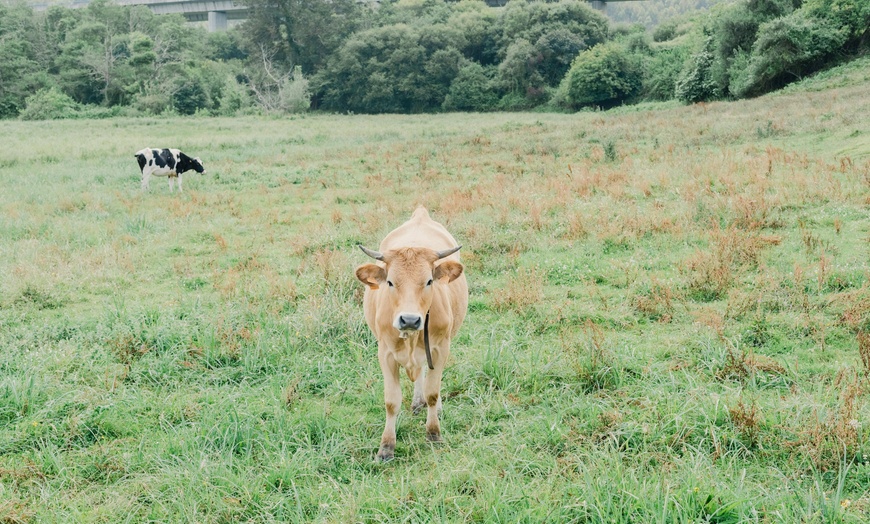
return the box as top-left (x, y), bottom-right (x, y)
top-left (436, 245), bottom-right (461, 259)
top-left (358, 245), bottom-right (384, 261)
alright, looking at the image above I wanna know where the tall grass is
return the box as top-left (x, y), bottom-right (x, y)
top-left (1, 64), bottom-right (870, 521)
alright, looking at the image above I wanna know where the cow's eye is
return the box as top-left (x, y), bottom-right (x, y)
top-left (426, 279), bottom-right (433, 286)
top-left (387, 281), bottom-right (394, 288)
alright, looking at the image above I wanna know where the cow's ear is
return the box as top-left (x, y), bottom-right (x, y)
top-left (433, 261), bottom-right (463, 284)
top-left (355, 264), bottom-right (386, 290)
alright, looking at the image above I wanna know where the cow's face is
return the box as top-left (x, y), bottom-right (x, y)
top-left (356, 247), bottom-right (463, 337)
top-left (193, 157), bottom-right (206, 175)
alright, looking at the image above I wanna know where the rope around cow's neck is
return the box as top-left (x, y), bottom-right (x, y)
top-left (424, 312), bottom-right (434, 370)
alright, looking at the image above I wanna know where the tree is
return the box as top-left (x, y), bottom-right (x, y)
top-left (560, 41), bottom-right (643, 108)
top-left (317, 23), bottom-right (461, 113)
top-left (736, 11), bottom-right (849, 96)
top-left (241, 0), bottom-right (361, 74)
top-left (675, 33), bottom-right (717, 103)
top-left (642, 42), bottom-right (691, 100)
top-left (442, 61), bottom-right (499, 111)
top-left (535, 28), bottom-right (589, 85)
top-left (0, 4), bottom-right (44, 117)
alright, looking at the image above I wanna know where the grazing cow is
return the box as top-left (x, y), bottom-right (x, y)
top-left (355, 207), bottom-right (468, 461)
top-left (134, 148), bottom-right (206, 192)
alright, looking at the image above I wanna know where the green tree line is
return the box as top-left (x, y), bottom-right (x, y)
top-left (0, 0), bottom-right (866, 118)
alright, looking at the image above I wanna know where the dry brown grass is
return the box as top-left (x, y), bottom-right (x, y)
top-left (561, 209), bottom-right (588, 241)
top-left (633, 278), bottom-right (677, 323)
top-left (832, 285), bottom-right (870, 332)
top-left (312, 248), bottom-right (349, 287)
top-left (718, 345), bottom-right (786, 382)
top-left (791, 369), bottom-right (866, 470)
top-left (858, 331), bottom-right (870, 377)
top-left (492, 266), bottom-right (544, 314)
top-left (729, 398), bottom-right (761, 447)
top-left (0, 501), bottom-right (32, 524)
top-left (683, 226), bottom-right (780, 300)
top-left (561, 320), bottom-right (616, 390)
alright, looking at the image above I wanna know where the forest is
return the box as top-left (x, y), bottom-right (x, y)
top-left (0, 0), bottom-right (867, 118)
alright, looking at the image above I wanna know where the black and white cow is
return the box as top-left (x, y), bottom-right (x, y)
top-left (134, 148), bottom-right (206, 192)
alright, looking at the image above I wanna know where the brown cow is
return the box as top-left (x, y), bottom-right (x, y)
top-left (355, 207), bottom-right (469, 461)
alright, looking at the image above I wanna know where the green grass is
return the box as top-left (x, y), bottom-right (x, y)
top-left (2, 62), bottom-right (870, 522)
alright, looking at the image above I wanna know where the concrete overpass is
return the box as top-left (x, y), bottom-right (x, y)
top-left (119, 0), bottom-right (247, 31)
top-left (36, 0), bottom-right (637, 32)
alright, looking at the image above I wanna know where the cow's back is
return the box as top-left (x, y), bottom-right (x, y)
top-left (380, 208), bottom-right (459, 255)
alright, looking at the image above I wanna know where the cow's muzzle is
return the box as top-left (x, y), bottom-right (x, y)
top-left (396, 313), bottom-right (423, 332)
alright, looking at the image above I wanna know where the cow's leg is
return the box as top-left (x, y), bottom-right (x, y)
top-left (412, 374), bottom-right (426, 414)
top-left (423, 363), bottom-right (445, 442)
top-left (422, 339), bottom-right (449, 442)
top-left (377, 348), bottom-right (401, 462)
top-left (141, 172), bottom-right (150, 192)
top-left (177, 174), bottom-right (183, 193)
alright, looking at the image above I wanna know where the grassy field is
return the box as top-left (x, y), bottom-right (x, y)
top-left (1, 58), bottom-right (870, 522)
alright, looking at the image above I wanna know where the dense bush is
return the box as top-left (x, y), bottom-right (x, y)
top-left (674, 0), bottom-right (867, 103)
top-left (19, 88), bottom-right (80, 120)
top-left (736, 12), bottom-right (849, 96)
top-left (675, 34), bottom-right (717, 103)
top-left (559, 42), bottom-right (643, 109)
top-left (804, 0), bottom-right (870, 42)
top-left (316, 0), bottom-right (609, 113)
top-left (642, 43), bottom-right (691, 100)
top-left (316, 24), bottom-right (460, 113)
top-left (173, 78), bottom-right (210, 115)
top-left (653, 21), bottom-right (679, 42)
top-left (443, 62), bottom-right (500, 112)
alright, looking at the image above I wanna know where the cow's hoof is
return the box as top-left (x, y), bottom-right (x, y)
top-left (376, 445), bottom-right (395, 462)
top-left (426, 432), bottom-right (443, 443)
top-left (411, 400), bottom-right (426, 414)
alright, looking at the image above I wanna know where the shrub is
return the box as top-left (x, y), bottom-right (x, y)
top-left (217, 76), bottom-right (253, 116)
top-left (653, 21), bottom-right (678, 42)
top-left (642, 44), bottom-right (690, 101)
top-left (277, 67), bottom-right (311, 113)
top-left (172, 80), bottom-right (209, 115)
top-left (675, 34), bottom-right (717, 103)
top-left (443, 62), bottom-right (499, 112)
top-left (803, 0), bottom-right (870, 43)
top-left (19, 87), bottom-right (79, 120)
top-left (317, 24), bottom-right (455, 113)
top-left (724, 50), bottom-right (753, 97)
top-left (497, 90), bottom-right (542, 111)
top-left (251, 66), bottom-right (311, 114)
top-left (134, 92), bottom-right (173, 115)
top-left (709, 3), bottom-right (761, 96)
top-left (497, 38), bottom-right (544, 95)
top-left (736, 12), bottom-right (848, 97)
top-left (559, 41), bottom-right (642, 109)
top-left (534, 28), bottom-right (589, 84)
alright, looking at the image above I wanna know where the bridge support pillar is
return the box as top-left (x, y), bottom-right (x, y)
top-left (208, 11), bottom-right (227, 32)
top-left (589, 0), bottom-right (606, 10)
